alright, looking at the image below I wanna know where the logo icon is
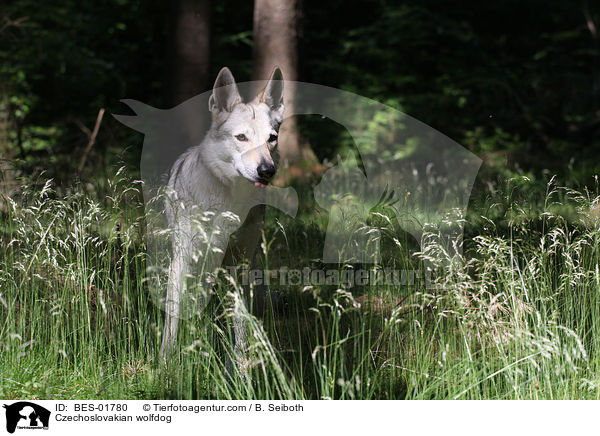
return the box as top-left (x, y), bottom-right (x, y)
top-left (3, 402), bottom-right (50, 433)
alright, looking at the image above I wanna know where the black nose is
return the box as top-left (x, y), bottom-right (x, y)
top-left (257, 163), bottom-right (276, 181)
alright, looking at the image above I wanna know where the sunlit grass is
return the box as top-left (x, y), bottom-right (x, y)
top-left (1, 170), bottom-right (600, 399)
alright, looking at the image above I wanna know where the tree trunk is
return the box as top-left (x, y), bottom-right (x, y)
top-left (252, 0), bottom-right (316, 166)
top-left (164, 0), bottom-right (211, 107)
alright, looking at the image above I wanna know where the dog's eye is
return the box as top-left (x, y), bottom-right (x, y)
top-left (268, 134), bottom-right (278, 143)
top-left (235, 134), bottom-right (248, 142)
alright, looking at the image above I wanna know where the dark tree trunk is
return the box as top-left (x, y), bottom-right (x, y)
top-left (252, 0), bottom-right (315, 166)
top-left (164, 0), bottom-right (211, 107)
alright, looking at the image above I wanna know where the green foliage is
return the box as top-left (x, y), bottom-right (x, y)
top-left (302, 0), bottom-right (600, 176)
top-left (1, 0), bottom-right (599, 180)
top-left (0, 0), bottom-right (169, 177)
top-left (1, 0), bottom-right (600, 401)
top-left (2, 172), bottom-right (600, 399)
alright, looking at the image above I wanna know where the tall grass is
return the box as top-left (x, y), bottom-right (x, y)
top-left (1, 171), bottom-right (600, 399)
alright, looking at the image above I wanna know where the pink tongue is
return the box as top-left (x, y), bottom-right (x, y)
top-left (254, 181), bottom-right (267, 188)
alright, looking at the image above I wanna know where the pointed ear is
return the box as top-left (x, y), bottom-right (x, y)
top-left (260, 67), bottom-right (284, 111)
top-left (209, 67), bottom-right (242, 113)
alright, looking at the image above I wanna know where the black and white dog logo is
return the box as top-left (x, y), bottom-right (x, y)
top-left (3, 402), bottom-right (50, 433)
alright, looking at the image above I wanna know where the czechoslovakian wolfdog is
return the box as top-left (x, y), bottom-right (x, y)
top-left (160, 66), bottom-right (285, 364)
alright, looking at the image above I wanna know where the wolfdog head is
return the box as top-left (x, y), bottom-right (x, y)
top-left (202, 67), bottom-right (284, 188)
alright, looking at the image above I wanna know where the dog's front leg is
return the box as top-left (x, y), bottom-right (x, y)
top-left (160, 229), bottom-right (190, 358)
top-left (224, 205), bottom-right (266, 373)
